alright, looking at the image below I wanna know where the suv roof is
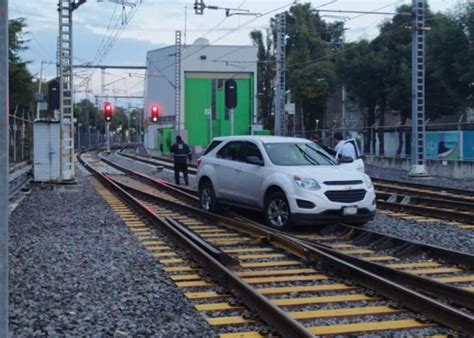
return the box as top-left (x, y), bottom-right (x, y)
top-left (212, 135), bottom-right (311, 144)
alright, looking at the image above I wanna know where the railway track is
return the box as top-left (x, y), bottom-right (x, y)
top-left (118, 148), bottom-right (474, 228)
top-left (9, 163), bottom-right (32, 200)
top-left (79, 151), bottom-right (474, 336)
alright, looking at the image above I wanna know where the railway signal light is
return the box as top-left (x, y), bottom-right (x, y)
top-left (225, 79), bottom-right (237, 109)
top-left (150, 105), bottom-right (159, 123)
top-left (104, 102), bottom-right (113, 122)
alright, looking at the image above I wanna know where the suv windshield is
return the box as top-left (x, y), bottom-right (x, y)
top-left (264, 142), bottom-right (336, 166)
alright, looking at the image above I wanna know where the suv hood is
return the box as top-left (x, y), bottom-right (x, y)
top-left (277, 165), bottom-right (365, 183)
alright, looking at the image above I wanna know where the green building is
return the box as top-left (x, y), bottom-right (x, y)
top-left (144, 38), bottom-right (258, 153)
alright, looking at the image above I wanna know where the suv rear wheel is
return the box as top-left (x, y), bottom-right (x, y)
top-left (199, 180), bottom-right (218, 212)
top-left (264, 192), bottom-right (292, 230)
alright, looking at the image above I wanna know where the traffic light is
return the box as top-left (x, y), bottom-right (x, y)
top-left (104, 102), bottom-right (113, 122)
top-left (225, 79), bottom-right (237, 109)
top-left (150, 105), bottom-right (159, 123)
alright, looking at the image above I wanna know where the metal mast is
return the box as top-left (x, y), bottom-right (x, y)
top-left (274, 13), bottom-right (286, 136)
top-left (409, 0), bottom-right (428, 176)
top-left (58, 0), bottom-right (84, 181)
top-left (0, 0), bottom-right (8, 333)
top-left (175, 30), bottom-right (182, 136)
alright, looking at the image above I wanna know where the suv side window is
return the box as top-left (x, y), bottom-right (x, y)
top-left (216, 141), bottom-right (242, 161)
top-left (203, 140), bottom-right (222, 156)
top-left (241, 142), bottom-right (263, 163)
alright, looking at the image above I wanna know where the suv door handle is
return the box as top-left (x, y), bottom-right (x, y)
top-left (236, 168), bottom-right (242, 172)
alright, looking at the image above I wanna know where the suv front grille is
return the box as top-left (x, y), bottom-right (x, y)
top-left (325, 189), bottom-right (366, 203)
top-left (324, 180), bottom-right (363, 185)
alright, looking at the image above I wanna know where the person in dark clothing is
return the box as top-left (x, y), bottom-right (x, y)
top-left (170, 135), bottom-right (192, 185)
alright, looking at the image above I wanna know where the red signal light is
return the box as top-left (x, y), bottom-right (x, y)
top-left (104, 101), bottom-right (113, 122)
top-left (150, 105), bottom-right (159, 123)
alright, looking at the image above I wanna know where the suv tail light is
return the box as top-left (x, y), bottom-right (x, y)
top-left (197, 157), bottom-right (202, 169)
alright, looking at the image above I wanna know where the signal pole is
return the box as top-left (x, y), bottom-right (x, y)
top-left (274, 13), bottom-right (286, 136)
top-left (175, 30), bottom-right (182, 136)
top-left (57, 0), bottom-right (86, 182)
top-left (408, 0), bottom-right (429, 176)
top-left (0, 0), bottom-right (8, 334)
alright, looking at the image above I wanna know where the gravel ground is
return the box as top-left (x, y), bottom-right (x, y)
top-left (9, 166), bottom-right (216, 336)
top-left (366, 164), bottom-right (474, 191)
top-left (110, 151), bottom-right (474, 254)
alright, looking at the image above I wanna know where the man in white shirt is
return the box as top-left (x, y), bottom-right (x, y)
top-left (334, 132), bottom-right (356, 160)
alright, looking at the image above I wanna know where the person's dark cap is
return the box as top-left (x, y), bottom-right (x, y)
top-left (334, 132), bottom-right (343, 141)
top-left (176, 135), bottom-right (182, 142)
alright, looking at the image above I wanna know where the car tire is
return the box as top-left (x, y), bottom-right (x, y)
top-left (264, 191), bottom-right (292, 230)
top-left (199, 180), bottom-right (218, 213)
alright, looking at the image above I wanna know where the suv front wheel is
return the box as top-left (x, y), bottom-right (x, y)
top-left (264, 191), bottom-right (292, 230)
top-left (199, 180), bottom-right (218, 213)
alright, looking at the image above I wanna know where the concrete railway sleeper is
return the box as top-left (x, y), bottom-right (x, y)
top-left (101, 152), bottom-right (474, 314)
top-left (78, 152), bottom-right (474, 335)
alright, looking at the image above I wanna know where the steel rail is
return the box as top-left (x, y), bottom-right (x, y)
top-left (377, 200), bottom-right (474, 224)
top-left (375, 187), bottom-right (474, 205)
top-left (94, 161), bottom-right (474, 334)
top-left (376, 191), bottom-right (474, 211)
top-left (372, 178), bottom-right (474, 198)
top-left (78, 153), bottom-right (314, 338)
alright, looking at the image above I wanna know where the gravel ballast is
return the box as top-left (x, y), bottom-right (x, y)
top-left (9, 167), bottom-right (216, 336)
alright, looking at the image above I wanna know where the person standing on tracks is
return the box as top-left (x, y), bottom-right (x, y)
top-left (170, 135), bottom-right (192, 185)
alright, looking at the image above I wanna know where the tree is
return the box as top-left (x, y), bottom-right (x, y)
top-left (249, 29), bottom-right (274, 130)
top-left (9, 18), bottom-right (33, 113)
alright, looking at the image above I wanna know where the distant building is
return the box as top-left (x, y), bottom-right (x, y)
top-left (144, 38), bottom-right (257, 153)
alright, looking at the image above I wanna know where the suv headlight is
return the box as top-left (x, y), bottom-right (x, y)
top-left (294, 176), bottom-right (321, 191)
top-left (363, 175), bottom-right (374, 189)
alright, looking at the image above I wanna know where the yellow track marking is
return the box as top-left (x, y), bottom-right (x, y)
top-left (219, 332), bottom-right (263, 338)
top-left (435, 275), bottom-right (474, 283)
top-left (237, 254), bottom-right (287, 260)
top-left (160, 258), bottom-right (185, 264)
top-left (257, 284), bottom-right (355, 295)
top-left (406, 267), bottom-right (462, 275)
top-left (175, 280), bottom-right (214, 288)
top-left (224, 248), bottom-right (274, 254)
top-left (163, 266), bottom-right (194, 273)
top-left (272, 294), bottom-right (376, 306)
top-left (309, 319), bottom-right (432, 335)
top-left (387, 262), bottom-right (440, 269)
top-left (207, 316), bottom-right (254, 326)
top-left (236, 269), bottom-right (317, 278)
top-left (185, 291), bottom-right (229, 300)
top-left (152, 252), bottom-right (178, 258)
top-left (170, 274), bottom-right (201, 281)
top-left (364, 256), bottom-right (397, 262)
top-left (290, 305), bottom-right (402, 319)
top-left (244, 274), bottom-right (327, 284)
top-left (195, 302), bottom-right (243, 311)
top-left (241, 260), bottom-right (302, 268)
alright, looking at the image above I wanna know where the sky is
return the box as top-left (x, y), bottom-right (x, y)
top-left (9, 0), bottom-right (463, 108)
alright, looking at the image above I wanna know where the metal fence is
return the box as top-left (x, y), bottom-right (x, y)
top-left (284, 122), bottom-right (474, 162)
top-left (9, 112), bottom-right (33, 164)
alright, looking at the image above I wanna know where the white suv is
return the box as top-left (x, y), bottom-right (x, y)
top-left (197, 136), bottom-right (376, 230)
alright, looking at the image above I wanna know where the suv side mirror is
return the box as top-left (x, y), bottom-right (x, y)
top-left (246, 156), bottom-right (264, 166)
top-left (339, 156), bottom-right (354, 164)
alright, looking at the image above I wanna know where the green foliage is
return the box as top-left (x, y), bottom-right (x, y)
top-left (9, 18), bottom-right (33, 113)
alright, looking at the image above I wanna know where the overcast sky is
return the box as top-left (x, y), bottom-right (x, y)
top-left (9, 0), bottom-right (462, 107)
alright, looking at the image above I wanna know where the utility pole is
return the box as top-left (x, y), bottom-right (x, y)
top-left (0, 0), bottom-right (8, 334)
top-left (175, 30), bottom-right (182, 136)
top-left (36, 60), bottom-right (45, 120)
top-left (408, 0), bottom-right (429, 176)
top-left (274, 13), bottom-right (286, 136)
top-left (58, 0), bottom-right (86, 181)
